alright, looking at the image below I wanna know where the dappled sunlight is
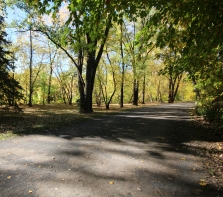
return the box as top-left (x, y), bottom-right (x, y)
top-left (0, 103), bottom-right (220, 196)
top-left (116, 113), bottom-right (192, 120)
top-left (0, 134), bottom-right (206, 196)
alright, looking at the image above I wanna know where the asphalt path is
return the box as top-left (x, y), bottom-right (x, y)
top-left (0, 103), bottom-right (220, 197)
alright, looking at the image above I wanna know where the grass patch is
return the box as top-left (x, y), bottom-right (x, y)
top-left (0, 102), bottom-right (157, 140)
top-left (0, 131), bottom-right (17, 140)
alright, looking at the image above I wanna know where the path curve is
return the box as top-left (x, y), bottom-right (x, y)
top-left (0, 103), bottom-right (219, 197)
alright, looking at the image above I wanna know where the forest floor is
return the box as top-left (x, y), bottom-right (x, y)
top-left (0, 102), bottom-right (222, 196)
top-left (0, 103), bottom-right (145, 140)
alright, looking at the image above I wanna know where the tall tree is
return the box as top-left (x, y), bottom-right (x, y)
top-left (24, 0), bottom-right (151, 112)
top-left (0, 2), bottom-right (23, 104)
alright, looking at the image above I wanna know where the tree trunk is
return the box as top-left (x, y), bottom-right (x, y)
top-left (192, 77), bottom-right (200, 100)
top-left (141, 72), bottom-right (146, 104)
top-left (68, 75), bottom-right (74, 105)
top-left (168, 74), bottom-right (182, 103)
top-left (133, 79), bottom-right (139, 105)
top-left (28, 28), bottom-right (33, 107)
top-left (47, 63), bottom-right (53, 104)
top-left (120, 84), bottom-right (124, 107)
top-left (42, 83), bottom-right (45, 105)
top-left (120, 22), bottom-right (124, 108)
top-left (168, 78), bottom-right (174, 103)
top-left (83, 52), bottom-right (95, 113)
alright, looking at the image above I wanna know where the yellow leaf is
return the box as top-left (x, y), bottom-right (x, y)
top-left (180, 158), bottom-right (185, 160)
top-left (7, 176), bottom-right (11, 179)
top-left (29, 190), bottom-right (33, 193)
top-left (200, 178), bottom-right (205, 182)
top-left (109, 181), bottom-right (114, 185)
top-left (199, 182), bottom-right (207, 186)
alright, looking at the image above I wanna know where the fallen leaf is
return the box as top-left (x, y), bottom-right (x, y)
top-left (199, 182), bottom-right (207, 186)
top-left (7, 176), bottom-right (11, 179)
top-left (38, 166), bottom-right (41, 168)
top-left (180, 158), bottom-right (186, 160)
top-left (62, 179), bottom-right (65, 181)
top-left (24, 164), bottom-right (28, 166)
top-left (109, 181), bottom-right (114, 185)
top-left (137, 188), bottom-right (142, 191)
top-left (200, 178), bottom-right (205, 182)
top-left (52, 157), bottom-right (55, 159)
top-left (29, 190), bottom-right (33, 193)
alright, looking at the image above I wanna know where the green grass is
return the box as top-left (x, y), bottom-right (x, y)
top-left (0, 131), bottom-right (17, 140)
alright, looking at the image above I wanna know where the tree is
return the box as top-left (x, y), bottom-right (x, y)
top-left (24, 0), bottom-right (153, 112)
top-left (0, 2), bottom-right (23, 105)
top-left (47, 42), bottom-right (57, 104)
top-left (97, 47), bottom-right (117, 110)
top-left (158, 49), bottom-right (184, 103)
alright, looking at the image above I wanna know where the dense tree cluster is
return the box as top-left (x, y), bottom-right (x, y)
top-left (146, 0), bottom-right (223, 122)
top-left (2, 0), bottom-right (223, 122)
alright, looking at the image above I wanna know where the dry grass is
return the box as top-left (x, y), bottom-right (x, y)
top-left (0, 102), bottom-right (157, 139)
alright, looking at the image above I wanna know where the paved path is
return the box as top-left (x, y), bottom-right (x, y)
top-left (0, 103), bottom-right (219, 196)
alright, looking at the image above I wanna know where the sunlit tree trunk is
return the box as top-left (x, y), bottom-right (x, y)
top-left (28, 28), bottom-right (33, 107)
top-left (141, 72), bottom-right (146, 104)
top-left (120, 22), bottom-right (125, 108)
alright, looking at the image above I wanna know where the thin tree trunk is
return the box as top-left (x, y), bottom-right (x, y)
top-left (120, 22), bottom-right (124, 108)
top-left (142, 72), bottom-right (146, 104)
top-left (47, 46), bottom-right (57, 104)
top-left (47, 66), bottom-right (53, 104)
top-left (68, 75), bottom-right (74, 105)
top-left (28, 28), bottom-right (33, 107)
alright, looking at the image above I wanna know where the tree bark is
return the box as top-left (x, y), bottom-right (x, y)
top-left (141, 72), bottom-right (146, 104)
top-left (133, 79), bottom-right (139, 105)
top-left (28, 28), bottom-right (33, 107)
top-left (168, 74), bottom-right (182, 103)
top-left (47, 46), bottom-right (57, 104)
top-left (120, 22), bottom-right (124, 108)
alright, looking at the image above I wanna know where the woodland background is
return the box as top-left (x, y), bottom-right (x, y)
top-left (0, 0), bottom-right (222, 123)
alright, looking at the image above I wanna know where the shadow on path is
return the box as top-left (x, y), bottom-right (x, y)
top-left (0, 103), bottom-right (221, 197)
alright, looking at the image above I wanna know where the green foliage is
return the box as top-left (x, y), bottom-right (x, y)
top-left (196, 98), bottom-right (223, 123)
top-left (0, 7), bottom-right (23, 104)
